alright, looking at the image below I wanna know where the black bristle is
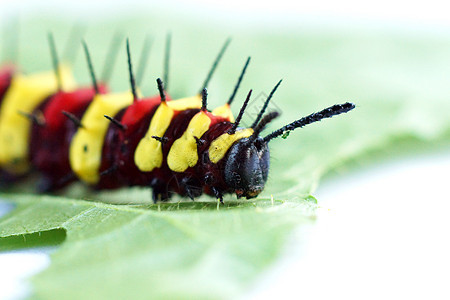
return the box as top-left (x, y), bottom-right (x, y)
top-left (82, 40), bottom-right (100, 94)
top-left (48, 32), bottom-right (62, 91)
top-left (136, 34), bottom-right (152, 86)
top-left (126, 38), bottom-right (139, 102)
top-left (156, 78), bottom-right (166, 102)
top-left (199, 37), bottom-right (231, 93)
top-left (62, 110), bottom-right (84, 128)
top-left (100, 165), bottom-right (118, 177)
top-left (194, 136), bottom-right (205, 146)
top-left (201, 88), bottom-right (208, 111)
top-left (228, 89), bottom-right (252, 134)
top-left (227, 56), bottom-right (251, 105)
top-left (151, 135), bottom-right (168, 143)
top-left (211, 187), bottom-right (224, 204)
top-left (3, 15), bottom-right (19, 64)
top-left (17, 110), bottom-right (46, 127)
top-left (62, 22), bottom-right (86, 64)
top-left (104, 115), bottom-right (127, 131)
top-left (250, 111), bottom-right (280, 141)
top-left (263, 102), bottom-right (356, 142)
top-left (250, 79), bottom-right (282, 129)
top-left (101, 31), bottom-right (123, 83)
top-left (164, 32), bottom-right (171, 91)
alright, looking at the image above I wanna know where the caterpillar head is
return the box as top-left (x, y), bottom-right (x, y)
top-left (224, 137), bottom-right (270, 199)
top-left (222, 100), bottom-right (356, 200)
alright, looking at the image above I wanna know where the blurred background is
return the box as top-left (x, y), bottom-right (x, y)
top-left (1, 0), bottom-right (450, 299)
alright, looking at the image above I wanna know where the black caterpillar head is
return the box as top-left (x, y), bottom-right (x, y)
top-left (222, 99), bottom-right (355, 199)
top-left (224, 137), bottom-right (269, 199)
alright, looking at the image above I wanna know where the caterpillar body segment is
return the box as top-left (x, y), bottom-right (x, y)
top-left (97, 97), bottom-right (234, 200)
top-left (0, 36), bottom-right (356, 202)
top-left (0, 65), bottom-right (15, 102)
top-left (0, 65), bottom-right (76, 174)
top-left (31, 84), bottom-right (109, 191)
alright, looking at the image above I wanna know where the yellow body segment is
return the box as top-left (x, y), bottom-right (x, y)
top-left (134, 102), bottom-right (174, 172)
top-left (0, 66), bottom-right (75, 174)
top-left (208, 128), bottom-right (254, 163)
top-left (167, 111), bottom-right (211, 172)
top-left (212, 104), bottom-right (235, 122)
top-left (166, 95), bottom-right (202, 110)
top-left (69, 92), bottom-right (133, 184)
top-left (134, 95), bottom-right (202, 172)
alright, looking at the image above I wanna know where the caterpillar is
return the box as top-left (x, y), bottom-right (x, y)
top-left (0, 33), bottom-right (355, 203)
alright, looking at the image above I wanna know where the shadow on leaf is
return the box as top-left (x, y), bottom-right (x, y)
top-left (127, 199), bottom-right (285, 211)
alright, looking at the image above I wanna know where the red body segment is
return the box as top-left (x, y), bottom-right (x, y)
top-left (0, 65), bottom-right (18, 182)
top-left (97, 98), bottom-right (232, 200)
top-left (120, 94), bottom-right (171, 128)
top-left (98, 95), bottom-right (170, 189)
top-left (3, 80), bottom-right (243, 201)
top-left (153, 109), bottom-right (228, 199)
top-left (192, 121), bottom-right (235, 196)
top-left (0, 65), bottom-right (15, 107)
top-left (30, 84), bottom-right (108, 191)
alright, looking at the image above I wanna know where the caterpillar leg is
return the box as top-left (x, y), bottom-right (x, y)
top-left (203, 173), bottom-right (224, 204)
top-left (37, 173), bottom-right (76, 193)
top-left (151, 189), bottom-right (171, 203)
top-left (150, 178), bottom-right (171, 203)
top-left (211, 187), bottom-right (224, 204)
top-left (181, 177), bottom-right (202, 201)
top-left (0, 170), bottom-right (22, 186)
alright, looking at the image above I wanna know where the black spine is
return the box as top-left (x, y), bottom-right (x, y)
top-left (100, 165), bottom-right (118, 177)
top-left (136, 34), bottom-right (152, 86)
top-left (228, 89), bottom-right (252, 134)
top-left (164, 33), bottom-right (171, 91)
top-left (156, 78), bottom-right (166, 102)
top-left (126, 38), bottom-right (138, 101)
top-left (101, 31), bottom-right (123, 83)
top-left (152, 136), bottom-right (169, 143)
top-left (62, 22), bottom-right (86, 64)
top-left (62, 110), bottom-right (84, 128)
top-left (250, 79), bottom-right (282, 128)
top-left (228, 56), bottom-right (251, 105)
top-left (82, 40), bottom-right (100, 94)
top-left (251, 111), bottom-right (280, 140)
top-left (3, 15), bottom-right (19, 64)
top-left (199, 37), bottom-right (231, 93)
top-left (201, 88), bottom-right (208, 111)
top-left (48, 32), bottom-right (62, 91)
top-left (263, 102), bottom-right (356, 142)
top-left (104, 115), bottom-right (127, 131)
top-left (17, 110), bottom-right (46, 127)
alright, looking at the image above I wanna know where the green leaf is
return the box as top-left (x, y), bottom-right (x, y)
top-left (0, 195), bottom-right (315, 299)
